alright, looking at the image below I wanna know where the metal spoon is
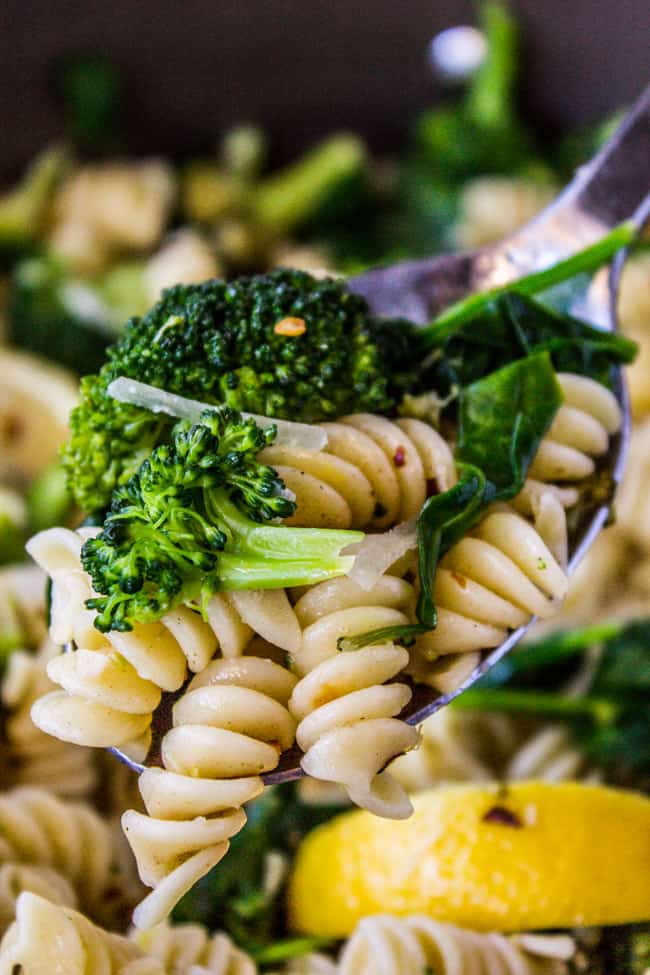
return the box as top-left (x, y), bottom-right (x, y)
top-left (111, 85), bottom-right (650, 782)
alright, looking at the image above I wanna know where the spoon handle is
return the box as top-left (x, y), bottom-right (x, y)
top-left (570, 82), bottom-right (650, 230)
top-left (350, 84), bottom-right (650, 323)
top-left (503, 83), bottom-right (650, 268)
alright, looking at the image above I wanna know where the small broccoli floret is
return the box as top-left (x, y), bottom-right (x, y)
top-left (81, 407), bottom-right (361, 633)
top-left (64, 268), bottom-right (416, 513)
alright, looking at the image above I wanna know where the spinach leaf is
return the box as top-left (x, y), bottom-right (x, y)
top-left (423, 293), bottom-right (636, 396)
top-left (339, 466), bottom-right (486, 651)
top-left (455, 350), bottom-right (562, 503)
top-left (342, 353), bottom-right (561, 650)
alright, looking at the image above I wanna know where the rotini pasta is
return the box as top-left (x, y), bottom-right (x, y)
top-left (0, 787), bottom-right (125, 927)
top-left (0, 892), bottom-right (262, 974)
top-left (261, 414), bottom-right (456, 530)
top-left (287, 575), bottom-right (418, 817)
top-left (27, 528), bottom-right (302, 761)
top-left (0, 892), bottom-right (150, 974)
top-left (270, 955), bottom-right (337, 975)
top-left (290, 644), bottom-right (417, 818)
top-left (1, 647), bottom-right (97, 798)
top-left (0, 862), bottom-right (77, 934)
top-left (503, 725), bottom-right (595, 784)
top-left (528, 373), bottom-right (622, 484)
top-left (412, 507), bottom-right (568, 664)
top-left (123, 656), bottom-right (295, 929)
top-left (134, 919), bottom-right (257, 974)
top-left (337, 914), bottom-right (575, 975)
top-left (390, 710), bottom-right (592, 795)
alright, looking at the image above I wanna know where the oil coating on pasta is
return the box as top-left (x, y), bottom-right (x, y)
top-left (21, 371), bottom-right (621, 931)
top-left (261, 415), bottom-right (456, 530)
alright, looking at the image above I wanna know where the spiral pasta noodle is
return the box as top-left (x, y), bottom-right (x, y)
top-left (286, 576), bottom-right (419, 817)
top-left (503, 725), bottom-right (595, 783)
top-left (412, 507), bottom-right (568, 672)
top-left (528, 373), bottom-right (622, 484)
top-left (27, 528), bottom-right (302, 762)
top-left (123, 656), bottom-right (296, 929)
top-left (1, 648), bottom-right (97, 799)
top-left (0, 894), bottom-right (139, 974)
top-left (260, 414), bottom-right (456, 530)
top-left (390, 710), bottom-right (519, 792)
top-left (0, 787), bottom-right (128, 928)
top-left (390, 710), bottom-right (592, 794)
top-left (134, 920), bottom-right (257, 974)
top-left (337, 914), bottom-right (575, 975)
top-left (0, 863), bottom-right (77, 934)
top-left (271, 956), bottom-right (337, 975)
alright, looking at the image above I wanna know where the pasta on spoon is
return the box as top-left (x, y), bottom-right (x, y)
top-left (27, 258), bottom-right (632, 927)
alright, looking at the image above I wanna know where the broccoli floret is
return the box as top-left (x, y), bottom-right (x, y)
top-left (63, 268), bottom-right (415, 513)
top-left (81, 407), bottom-right (361, 633)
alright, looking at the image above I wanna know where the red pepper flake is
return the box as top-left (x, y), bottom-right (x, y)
top-left (451, 571), bottom-right (468, 589)
top-left (274, 317), bottom-right (306, 337)
top-left (482, 805), bottom-right (523, 828)
top-left (393, 446), bottom-right (406, 467)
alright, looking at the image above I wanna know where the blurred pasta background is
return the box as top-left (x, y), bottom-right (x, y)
top-left (0, 3), bottom-right (649, 972)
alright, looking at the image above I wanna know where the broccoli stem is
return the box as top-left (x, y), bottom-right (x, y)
top-left (252, 135), bottom-right (366, 235)
top-left (452, 687), bottom-right (620, 727)
top-left (211, 491), bottom-right (360, 588)
top-left (419, 220), bottom-right (637, 349)
top-left (214, 491), bottom-right (360, 561)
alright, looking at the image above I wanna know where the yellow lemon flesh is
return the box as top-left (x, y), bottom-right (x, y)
top-left (288, 782), bottom-right (650, 936)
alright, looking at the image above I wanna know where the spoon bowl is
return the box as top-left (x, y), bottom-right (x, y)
top-left (108, 86), bottom-right (650, 781)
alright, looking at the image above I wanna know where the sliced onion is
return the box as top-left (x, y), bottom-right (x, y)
top-left (347, 518), bottom-right (418, 591)
top-left (107, 377), bottom-right (327, 450)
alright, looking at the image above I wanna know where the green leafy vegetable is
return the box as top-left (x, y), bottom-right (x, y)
top-left (414, 2), bottom-right (534, 184)
top-left (9, 256), bottom-right (148, 375)
top-left (339, 465), bottom-right (487, 651)
top-left (418, 220), bottom-right (639, 350)
top-left (0, 146), bottom-right (68, 258)
top-left (423, 292), bottom-right (637, 397)
top-left (456, 351), bottom-right (562, 502)
top-left (342, 353), bottom-right (561, 650)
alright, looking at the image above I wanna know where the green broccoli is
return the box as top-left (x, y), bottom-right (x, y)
top-left (81, 406), bottom-right (361, 633)
top-left (63, 268), bottom-right (413, 513)
top-left (64, 228), bottom-right (635, 517)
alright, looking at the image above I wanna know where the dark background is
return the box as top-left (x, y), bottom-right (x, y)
top-left (1, 0), bottom-right (649, 174)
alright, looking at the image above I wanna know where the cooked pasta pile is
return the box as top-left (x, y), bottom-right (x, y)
top-left (0, 894), bottom-right (579, 975)
top-left (17, 367), bottom-right (624, 929)
top-left (390, 709), bottom-right (595, 794)
top-left (337, 914), bottom-right (575, 975)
